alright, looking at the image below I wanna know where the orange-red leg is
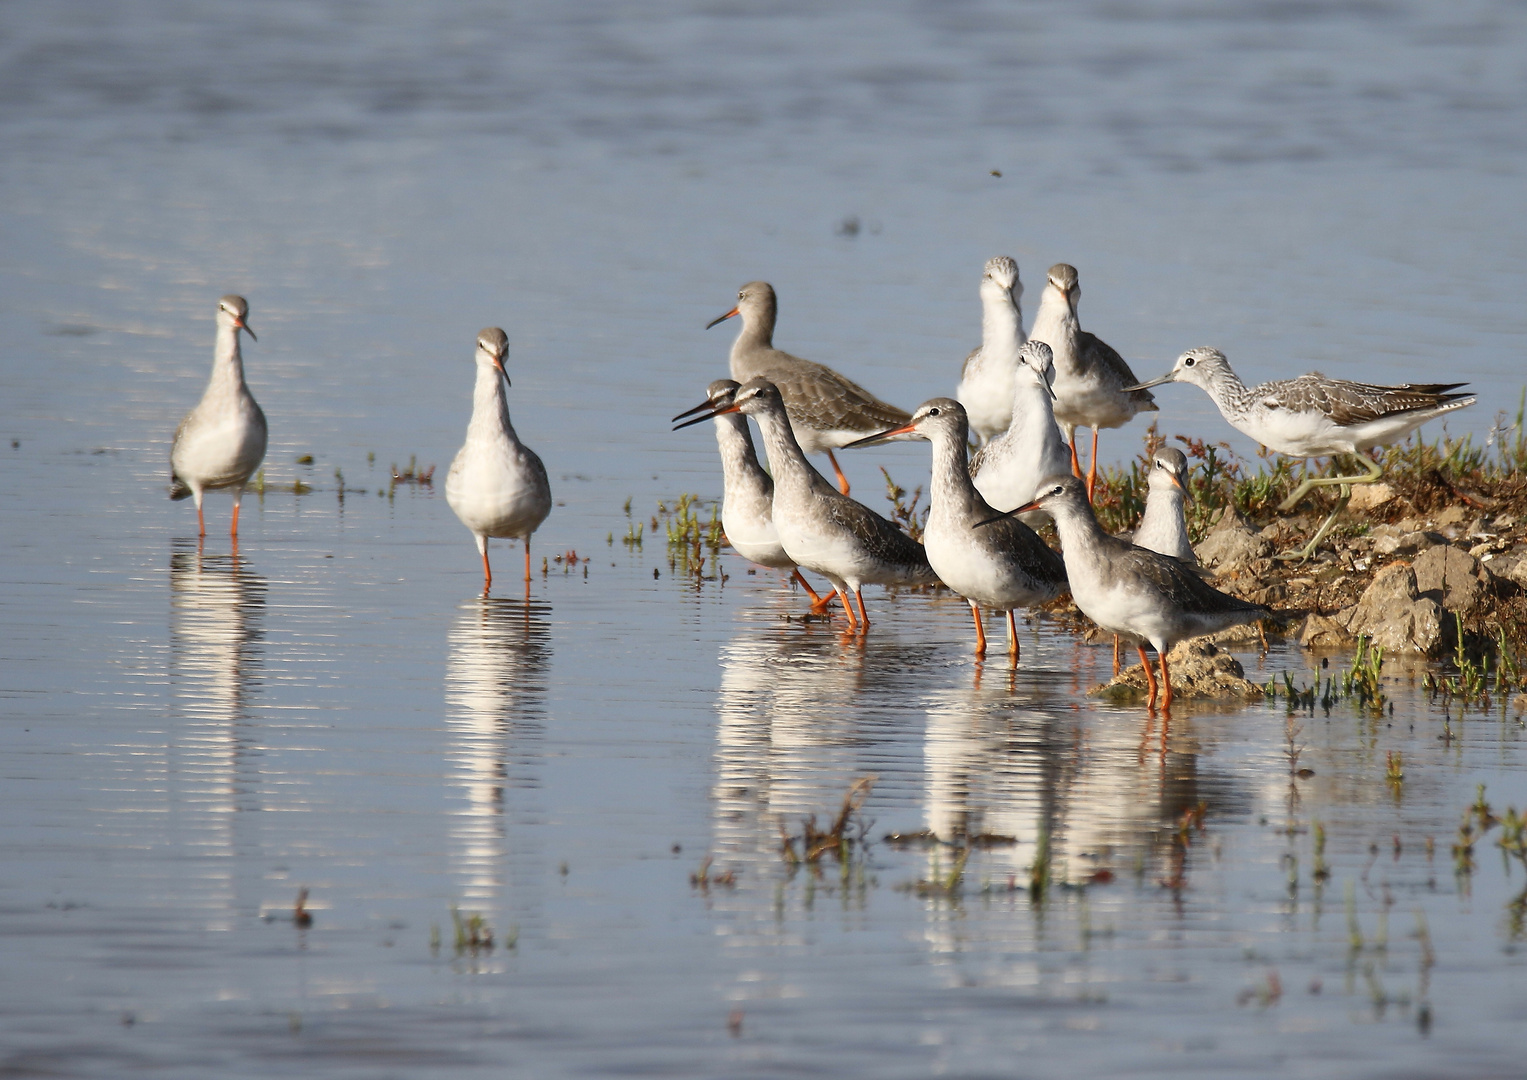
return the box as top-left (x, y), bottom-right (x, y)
top-left (854, 589), bottom-right (870, 631)
top-left (196, 502), bottom-right (206, 538)
top-left (524, 538), bottom-right (532, 584)
top-left (827, 450), bottom-right (851, 497)
top-left (1160, 651), bottom-right (1173, 714)
top-left (836, 588), bottom-right (857, 632)
top-left (1068, 436), bottom-right (1083, 481)
top-left (1113, 634), bottom-right (1121, 676)
top-left (1085, 427), bottom-right (1100, 503)
top-left (970, 602), bottom-right (987, 657)
top-left (792, 569), bottom-right (832, 610)
top-left (230, 499), bottom-right (241, 539)
top-left (1006, 609), bottom-right (1019, 662)
top-left (1138, 645), bottom-right (1158, 709)
top-left (480, 540), bottom-right (493, 593)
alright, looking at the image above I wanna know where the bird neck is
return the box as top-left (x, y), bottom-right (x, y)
top-left (208, 322), bottom-right (247, 395)
top-left (713, 413), bottom-right (769, 494)
top-left (1138, 486), bottom-right (1186, 539)
top-left (980, 289), bottom-right (1025, 357)
top-left (467, 363), bottom-right (516, 442)
top-left (733, 303), bottom-right (775, 356)
top-left (1200, 368), bottom-right (1253, 418)
top-left (1007, 373), bottom-right (1058, 435)
top-left (928, 427), bottom-right (982, 520)
top-left (1048, 494), bottom-right (1110, 565)
top-left (1027, 294), bottom-right (1078, 371)
top-left (750, 403), bottom-right (819, 495)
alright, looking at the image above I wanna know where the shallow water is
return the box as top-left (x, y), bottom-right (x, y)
top-left (3, 2), bottom-right (1527, 1076)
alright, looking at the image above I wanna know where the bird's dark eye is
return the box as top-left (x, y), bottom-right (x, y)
top-left (928, 407), bottom-right (940, 416)
top-left (1184, 357), bottom-right (1196, 367)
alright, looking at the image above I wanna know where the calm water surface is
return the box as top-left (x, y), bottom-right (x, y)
top-left (2, 2), bottom-right (1526, 1076)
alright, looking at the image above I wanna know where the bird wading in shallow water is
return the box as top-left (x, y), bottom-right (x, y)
top-left (170, 294), bottom-right (267, 545)
top-left (1126, 347), bottom-right (1475, 561)
top-left (445, 328), bottom-right (552, 593)
top-left (1112, 446), bottom-right (1199, 675)
top-left (848, 399), bottom-right (1067, 662)
top-left (1027, 263), bottom-right (1157, 501)
top-left (955, 256), bottom-right (1027, 448)
top-left (671, 379), bottom-right (834, 612)
top-left (706, 281), bottom-right (910, 497)
top-left (676, 378), bottom-right (937, 633)
top-left (984, 475), bottom-right (1269, 713)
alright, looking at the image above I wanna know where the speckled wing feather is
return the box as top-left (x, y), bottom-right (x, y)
top-left (1114, 543), bottom-right (1268, 619)
top-left (1080, 332), bottom-right (1157, 410)
top-left (984, 515), bottom-right (1068, 587)
top-left (749, 354), bottom-right (911, 434)
top-left (823, 498), bottom-right (939, 585)
top-left (1260, 374), bottom-right (1473, 427)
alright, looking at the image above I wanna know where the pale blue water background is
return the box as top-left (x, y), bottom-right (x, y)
top-left (2, 2), bottom-right (1526, 1076)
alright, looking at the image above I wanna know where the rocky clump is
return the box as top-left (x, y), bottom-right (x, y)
top-left (1091, 639), bottom-right (1263, 704)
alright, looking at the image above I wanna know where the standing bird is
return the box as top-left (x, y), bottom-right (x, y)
top-left (955, 256), bottom-right (1026, 447)
top-left (848, 399), bottom-right (1067, 661)
top-left (1125, 347), bottom-right (1475, 561)
top-left (1027, 263), bottom-right (1156, 500)
top-left (170, 294), bottom-right (267, 542)
top-left (671, 379), bottom-right (833, 611)
top-left (986, 475), bottom-right (1269, 712)
top-left (969, 340), bottom-right (1073, 525)
top-left (675, 379), bottom-right (937, 632)
top-left (1112, 446), bottom-right (1197, 675)
top-left (1131, 447), bottom-right (1196, 564)
top-left (706, 281), bottom-right (910, 497)
top-left (445, 328), bottom-right (552, 593)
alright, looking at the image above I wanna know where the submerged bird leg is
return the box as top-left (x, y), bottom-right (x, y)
top-left (524, 538), bottom-right (532, 584)
top-left (196, 498), bottom-right (206, 539)
top-left (1085, 427), bottom-right (1100, 502)
top-left (1112, 634), bottom-right (1121, 676)
top-left (970, 602), bottom-right (987, 657)
top-left (1006, 610), bottom-right (1020, 663)
top-left (1278, 452), bottom-right (1383, 513)
top-left (827, 450), bottom-right (852, 497)
top-left (854, 589), bottom-right (870, 632)
top-left (791, 569), bottom-right (831, 610)
top-left (1159, 651), bottom-right (1173, 714)
top-left (1276, 483), bottom-right (1354, 563)
top-left (1138, 644), bottom-right (1158, 709)
top-left (480, 538), bottom-right (493, 593)
top-left (230, 492), bottom-right (243, 539)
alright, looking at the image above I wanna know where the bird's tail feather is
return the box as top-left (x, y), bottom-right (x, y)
top-left (169, 475), bottom-right (192, 501)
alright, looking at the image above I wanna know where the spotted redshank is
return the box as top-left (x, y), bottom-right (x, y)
top-left (672, 379), bottom-right (833, 610)
top-left (1126, 347), bottom-right (1475, 561)
top-left (969, 340), bottom-right (1072, 526)
top-left (169, 294), bottom-right (267, 542)
top-left (955, 256), bottom-right (1026, 447)
top-left (1111, 446), bottom-right (1197, 675)
top-left (707, 281), bottom-right (910, 497)
top-left (848, 399), bottom-right (1067, 660)
top-left (987, 475), bottom-right (1269, 712)
top-left (1028, 263), bottom-right (1156, 499)
top-left (445, 328), bottom-right (552, 592)
top-left (675, 378), bottom-right (937, 631)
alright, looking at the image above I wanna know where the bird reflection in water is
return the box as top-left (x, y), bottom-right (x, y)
top-left (168, 540), bottom-right (266, 922)
top-left (444, 596), bottom-right (550, 927)
top-left (921, 677), bottom-right (1226, 900)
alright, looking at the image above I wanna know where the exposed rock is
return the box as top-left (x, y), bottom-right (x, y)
top-left (1370, 524), bottom-right (1448, 557)
top-left (1347, 482), bottom-right (1394, 513)
top-left (1299, 612), bottom-right (1356, 650)
top-left (1411, 545), bottom-right (1484, 613)
top-left (1481, 546), bottom-right (1527, 591)
top-left (1345, 563), bottom-right (1446, 655)
top-left (1196, 508), bottom-right (1272, 573)
top-left (1091, 639), bottom-right (1263, 703)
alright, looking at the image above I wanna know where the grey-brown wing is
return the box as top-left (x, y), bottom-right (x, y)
top-left (1080, 332), bottom-right (1156, 409)
top-left (1264, 373), bottom-right (1473, 427)
top-left (1120, 547), bottom-right (1267, 618)
top-left (757, 356), bottom-right (911, 434)
top-left (987, 516), bottom-right (1068, 587)
top-left (824, 498), bottom-right (938, 583)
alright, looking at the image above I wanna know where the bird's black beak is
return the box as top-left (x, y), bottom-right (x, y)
top-left (844, 421), bottom-right (919, 449)
top-left (705, 306), bottom-right (740, 330)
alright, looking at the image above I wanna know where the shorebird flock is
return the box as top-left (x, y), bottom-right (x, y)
top-left (169, 260), bottom-right (1475, 710)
